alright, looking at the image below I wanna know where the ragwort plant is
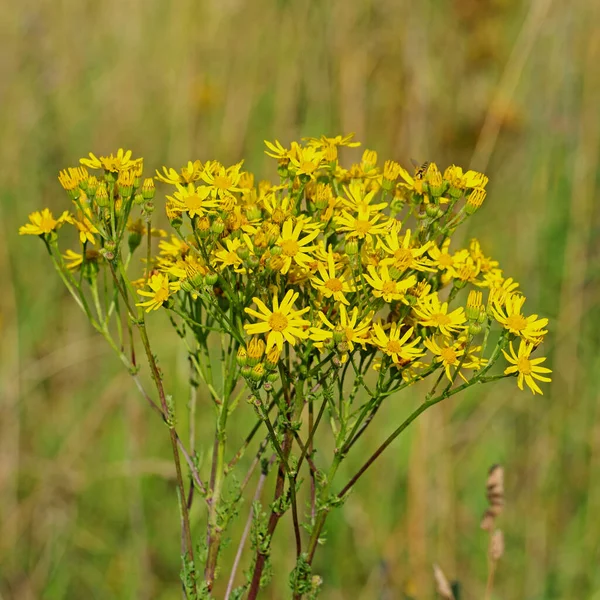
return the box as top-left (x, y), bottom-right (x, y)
top-left (20, 135), bottom-right (551, 598)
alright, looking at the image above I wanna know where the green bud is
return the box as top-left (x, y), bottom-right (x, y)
top-left (249, 363), bottom-right (265, 383)
top-left (269, 245), bottom-right (283, 257)
top-left (205, 272), bottom-right (219, 286)
top-left (345, 240), bottom-right (359, 255)
top-left (236, 244), bottom-right (250, 260)
top-left (96, 184), bottom-right (109, 208)
top-left (211, 218), bottom-right (225, 235)
top-left (128, 231), bottom-right (142, 254)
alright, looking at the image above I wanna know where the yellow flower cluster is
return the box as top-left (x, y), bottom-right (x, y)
top-left (20, 136), bottom-right (552, 394)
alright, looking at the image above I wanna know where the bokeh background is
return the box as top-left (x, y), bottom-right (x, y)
top-left (1, 0), bottom-right (599, 598)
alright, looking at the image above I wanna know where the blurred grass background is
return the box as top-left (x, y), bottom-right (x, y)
top-left (1, 0), bottom-right (599, 598)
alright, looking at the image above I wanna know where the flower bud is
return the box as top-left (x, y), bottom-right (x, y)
top-left (241, 365), bottom-right (253, 379)
top-left (236, 244), bottom-right (250, 261)
top-left (466, 187), bottom-right (486, 215)
top-left (468, 322), bottom-right (482, 336)
top-left (264, 347), bottom-right (281, 370)
top-left (246, 338), bottom-right (265, 367)
top-left (361, 149), bottom-right (378, 172)
top-left (195, 216), bottom-right (211, 238)
top-left (246, 204), bottom-right (262, 222)
top-left (95, 183), bottom-right (109, 208)
top-left (205, 272), bottom-right (218, 286)
top-left (382, 160), bottom-right (401, 190)
top-left (134, 192), bottom-right (145, 205)
top-left (269, 245), bottom-right (283, 257)
top-left (86, 176), bottom-right (98, 198)
top-left (142, 178), bottom-right (155, 200)
top-left (267, 371), bottom-right (279, 383)
top-left (466, 290), bottom-right (483, 321)
top-left (247, 255), bottom-right (260, 269)
top-left (128, 230), bottom-right (142, 254)
top-left (236, 347), bottom-right (248, 367)
top-left (426, 163), bottom-right (445, 197)
top-left (211, 217), bottom-right (225, 235)
top-left (425, 203), bottom-right (439, 218)
top-left (250, 363), bottom-right (265, 383)
top-left (324, 143), bottom-right (337, 163)
top-left (345, 240), bottom-right (359, 255)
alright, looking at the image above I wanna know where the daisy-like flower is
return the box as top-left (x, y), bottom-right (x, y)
top-left (335, 208), bottom-right (390, 243)
top-left (58, 167), bottom-right (88, 192)
top-left (275, 219), bottom-right (320, 275)
top-left (341, 180), bottom-right (387, 214)
top-left (363, 264), bottom-right (417, 303)
top-left (502, 340), bottom-right (552, 395)
top-left (80, 148), bottom-right (141, 173)
top-left (72, 207), bottom-right (100, 245)
top-left (443, 165), bottom-right (489, 192)
top-left (136, 273), bottom-right (174, 312)
top-left (213, 236), bottom-right (252, 273)
top-left (469, 238), bottom-right (499, 274)
top-left (428, 239), bottom-right (470, 278)
top-left (244, 289), bottom-right (310, 351)
top-left (303, 133), bottom-right (360, 150)
top-left (414, 294), bottom-right (467, 336)
top-left (491, 294), bottom-right (548, 341)
top-left (370, 321), bottom-right (424, 364)
top-left (19, 209), bottom-right (71, 236)
top-left (378, 227), bottom-right (434, 273)
top-left (167, 183), bottom-right (220, 218)
top-left (156, 160), bottom-right (203, 185)
top-left (63, 248), bottom-right (102, 271)
top-left (309, 305), bottom-right (372, 358)
top-left (311, 249), bottom-right (354, 305)
top-left (264, 140), bottom-right (300, 161)
top-left (200, 161), bottom-right (243, 199)
top-left (424, 336), bottom-right (486, 382)
top-left (288, 146), bottom-right (326, 179)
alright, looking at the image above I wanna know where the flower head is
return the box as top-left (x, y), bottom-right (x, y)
top-left (502, 340), bottom-right (552, 395)
top-left (244, 290), bottom-right (310, 351)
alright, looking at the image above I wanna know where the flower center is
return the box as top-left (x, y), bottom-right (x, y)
top-left (505, 314), bottom-right (527, 332)
top-left (430, 312), bottom-right (452, 326)
top-left (271, 208), bottom-right (287, 224)
top-left (517, 356), bottom-right (532, 375)
top-left (393, 248), bottom-right (413, 270)
top-left (354, 219), bottom-right (372, 235)
top-left (185, 195), bottom-right (204, 212)
top-left (386, 340), bottom-right (403, 354)
top-left (300, 161), bottom-right (318, 174)
top-left (155, 288), bottom-right (169, 304)
top-left (437, 253), bottom-right (453, 268)
top-left (440, 347), bottom-right (458, 364)
top-left (382, 281), bottom-right (397, 295)
top-left (280, 239), bottom-right (300, 257)
top-left (269, 311), bottom-right (289, 332)
top-left (324, 278), bottom-right (343, 292)
top-left (213, 175), bottom-right (232, 190)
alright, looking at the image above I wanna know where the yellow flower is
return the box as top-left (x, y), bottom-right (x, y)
top-left (414, 294), bottom-right (467, 336)
top-left (288, 146), bottom-right (325, 179)
top-left (491, 294), bottom-right (548, 341)
top-left (502, 340), bottom-right (552, 395)
top-left (19, 209), bottom-right (71, 236)
top-left (423, 336), bottom-right (486, 382)
top-left (80, 148), bottom-right (141, 173)
top-left (309, 305), bottom-right (372, 358)
top-left (275, 219), bottom-right (320, 275)
top-left (310, 249), bottom-right (354, 305)
top-left (427, 239), bottom-right (469, 278)
top-left (58, 167), bottom-right (88, 192)
top-left (156, 160), bottom-right (203, 185)
top-left (264, 140), bottom-right (299, 161)
top-left (303, 133), bottom-right (360, 149)
top-left (341, 180), bottom-right (387, 214)
top-left (167, 183), bottom-right (219, 218)
top-left (370, 321), bottom-right (423, 364)
top-left (244, 290), bottom-right (310, 351)
top-left (72, 207), bottom-right (100, 245)
top-left (378, 227), bottom-right (434, 273)
top-left (63, 248), bottom-right (101, 271)
top-left (213, 237), bottom-right (251, 273)
top-left (136, 273), bottom-right (173, 312)
top-left (335, 208), bottom-right (390, 243)
top-left (363, 264), bottom-right (417, 303)
top-left (443, 165), bottom-right (488, 191)
top-left (200, 161), bottom-right (243, 199)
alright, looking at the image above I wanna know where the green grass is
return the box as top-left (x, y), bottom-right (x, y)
top-left (1, 0), bottom-right (599, 598)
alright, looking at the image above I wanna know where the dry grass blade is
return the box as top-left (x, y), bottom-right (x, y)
top-left (433, 563), bottom-right (455, 600)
